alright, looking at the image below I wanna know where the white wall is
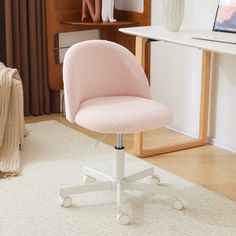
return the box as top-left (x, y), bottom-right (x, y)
top-left (151, 0), bottom-right (236, 152)
top-left (115, 0), bottom-right (144, 13)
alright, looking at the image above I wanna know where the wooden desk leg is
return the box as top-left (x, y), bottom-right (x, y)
top-left (134, 37), bottom-right (148, 156)
top-left (135, 37), bottom-right (148, 68)
top-left (134, 36), bottom-right (212, 157)
top-left (199, 50), bottom-right (211, 143)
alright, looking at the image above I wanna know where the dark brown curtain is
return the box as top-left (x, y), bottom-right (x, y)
top-left (0, 1), bottom-right (6, 63)
top-left (4, 0), bottom-right (60, 115)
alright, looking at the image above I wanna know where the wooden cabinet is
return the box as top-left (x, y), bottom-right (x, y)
top-left (46, 0), bottom-right (151, 90)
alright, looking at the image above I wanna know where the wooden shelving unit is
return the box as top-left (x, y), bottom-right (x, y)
top-left (46, 0), bottom-right (151, 90)
top-left (60, 20), bottom-right (138, 33)
top-left (61, 20), bottom-right (138, 28)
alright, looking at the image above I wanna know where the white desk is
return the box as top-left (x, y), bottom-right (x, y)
top-left (120, 25), bottom-right (236, 56)
top-left (119, 25), bottom-right (236, 157)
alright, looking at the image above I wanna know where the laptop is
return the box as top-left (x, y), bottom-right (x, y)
top-left (193, 0), bottom-right (236, 44)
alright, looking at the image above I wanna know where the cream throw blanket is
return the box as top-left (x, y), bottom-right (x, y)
top-left (0, 63), bottom-right (25, 178)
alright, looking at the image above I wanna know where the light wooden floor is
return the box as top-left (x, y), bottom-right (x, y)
top-left (25, 114), bottom-right (236, 202)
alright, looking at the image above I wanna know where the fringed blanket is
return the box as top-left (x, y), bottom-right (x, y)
top-left (0, 63), bottom-right (25, 178)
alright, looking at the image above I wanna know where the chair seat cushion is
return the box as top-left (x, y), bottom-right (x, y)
top-left (75, 96), bottom-right (172, 134)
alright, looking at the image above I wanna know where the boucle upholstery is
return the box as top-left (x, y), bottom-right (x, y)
top-left (63, 40), bottom-right (172, 133)
top-left (63, 40), bottom-right (151, 122)
top-left (76, 96), bottom-right (172, 134)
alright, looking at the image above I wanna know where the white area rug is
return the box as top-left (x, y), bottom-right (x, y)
top-left (0, 121), bottom-right (236, 236)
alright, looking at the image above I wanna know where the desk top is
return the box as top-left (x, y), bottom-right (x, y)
top-left (119, 25), bottom-right (236, 56)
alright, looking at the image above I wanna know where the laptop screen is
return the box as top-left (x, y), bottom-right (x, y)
top-left (213, 0), bottom-right (236, 33)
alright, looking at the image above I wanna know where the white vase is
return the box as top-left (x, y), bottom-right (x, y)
top-left (163, 0), bottom-right (185, 32)
top-left (102, 0), bottom-right (116, 22)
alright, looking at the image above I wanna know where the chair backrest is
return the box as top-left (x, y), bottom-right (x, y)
top-left (63, 40), bottom-right (151, 122)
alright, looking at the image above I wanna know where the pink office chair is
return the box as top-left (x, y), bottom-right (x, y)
top-left (59, 40), bottom-right (184, 225)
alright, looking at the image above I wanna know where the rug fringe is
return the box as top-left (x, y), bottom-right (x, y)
top-left (0, 171), bottom-right (19, 179)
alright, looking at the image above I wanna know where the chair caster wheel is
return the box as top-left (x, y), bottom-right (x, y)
top-left (117, 213), bottom-right (131, 225)
top-left (59, 196), bottom-right (72, 208)
top-left (172, 198), bottom-right (184, 210)
top-left (150, 175), bottom-right (161, 185)
top-left (83, 175), bottom-right (96, 184)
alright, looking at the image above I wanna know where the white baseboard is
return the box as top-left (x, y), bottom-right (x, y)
top-left (208, 138), bottom-right (236, 154)
top-left (166, 125), bottom-right (198, 139)
top-left (166, 126), bottom-right (236, 154)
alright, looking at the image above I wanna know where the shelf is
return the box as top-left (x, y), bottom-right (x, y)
top-left (60, 20), bottom-right (138, 31)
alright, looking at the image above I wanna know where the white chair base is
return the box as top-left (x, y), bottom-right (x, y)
top-left (59, 140), bottom-right (184, 225)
